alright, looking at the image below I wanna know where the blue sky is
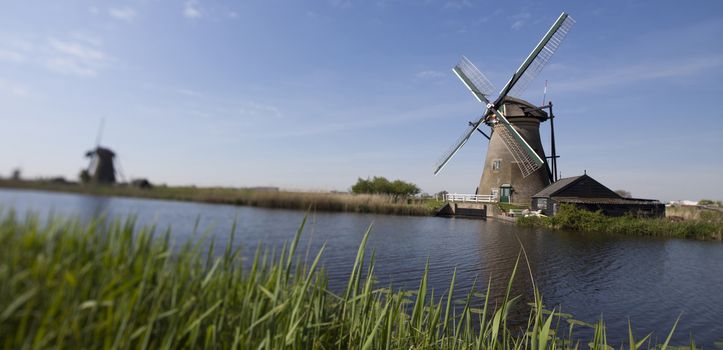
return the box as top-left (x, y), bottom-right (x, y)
top-left (1, 0), bottom-right (722, 201)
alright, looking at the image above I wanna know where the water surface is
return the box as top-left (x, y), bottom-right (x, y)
top-left (1, 188), bottom-right (721, 346)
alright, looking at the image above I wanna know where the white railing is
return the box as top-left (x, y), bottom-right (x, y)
top-left (444, 193), bottom-right (497, 203)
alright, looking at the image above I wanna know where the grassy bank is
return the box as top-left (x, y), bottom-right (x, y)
top-left (0, 211), bottom-right (693, 349)
top-left (0, 179), bottom-right (437, 216)
top-left (666, 204), bottom-right (723, 224)
top-left (518, 204), bottom-right (723, 240)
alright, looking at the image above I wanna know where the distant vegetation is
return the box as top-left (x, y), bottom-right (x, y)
top-left (0, 178), bottom-right (435, 216)
top-left (666, 203), bottom-right (723, 224)
top-left (698, 199), bottom-right (723, 207)
top-left (0, 211), bottom-right (689, 349)
top-left (518, 204), bottom-right (723, 240)
top-left (351, 176), bottom-right (420, 199)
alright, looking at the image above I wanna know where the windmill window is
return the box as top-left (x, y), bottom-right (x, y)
top-left (492, 159), bottom-right (501, 171)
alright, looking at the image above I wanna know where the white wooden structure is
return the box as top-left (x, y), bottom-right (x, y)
top-left (444, 193), bottom-right (497, 203)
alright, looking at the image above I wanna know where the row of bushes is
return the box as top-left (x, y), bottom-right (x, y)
top-left (350, 176), bottom-right (421, 198)
top-left (517, 204), bottom-right (723, 240)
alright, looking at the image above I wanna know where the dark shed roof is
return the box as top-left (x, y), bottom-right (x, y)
top-left (532, 174), bottom-right (621, 199)
top-left (532, 176), bottom-right (583, 197)
top-left (553, 197), bottom-right (660, 205)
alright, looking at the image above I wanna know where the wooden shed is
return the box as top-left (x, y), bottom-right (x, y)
top-left (531, 174), bottom-right (664, 218)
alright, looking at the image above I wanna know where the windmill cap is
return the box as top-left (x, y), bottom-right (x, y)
top-left (86, 146), bottom-right (116, 157)
top-left (501, 96), bottom-right (548, 121)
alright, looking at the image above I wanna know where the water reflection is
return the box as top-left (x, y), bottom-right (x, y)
top-left (0, 188), bottom-right (721, 346)
top-left (77, 193), bottom-right (112, 221)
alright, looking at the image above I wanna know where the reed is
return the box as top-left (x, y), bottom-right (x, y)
top-left (517, 204), bottom-right (723, 240)
top-left (0, 210), bottom-right (694, 349)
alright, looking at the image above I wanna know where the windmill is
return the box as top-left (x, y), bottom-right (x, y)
top-left (83, 119), bottom-right (117, 184)
top-left (434, 12), bottom-right (575, 205)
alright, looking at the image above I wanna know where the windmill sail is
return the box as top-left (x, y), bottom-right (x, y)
top-left (482, 91), bottom-right (545, 177)
top-left (434, 57), bottom-right (497, 175)
top-left (495, 12), bottom-right (575, 104)
top-left (495, 123), bottom-right (543, 177)
top-left (453, 56), bottom-right (496, 102)
top-left (433, 115), bottom-right (486, 175)
top-left (434, 12), bottom-right (574, 177)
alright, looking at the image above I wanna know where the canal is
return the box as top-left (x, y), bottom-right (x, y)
top-left (1, 188), bottom-right (721, 346)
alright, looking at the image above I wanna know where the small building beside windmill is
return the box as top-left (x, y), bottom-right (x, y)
top-left (530, 174), bottom-right (664, 218)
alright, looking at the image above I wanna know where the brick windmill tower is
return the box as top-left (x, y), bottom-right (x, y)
top-left (434, 12), bottom-right (575, 205)
top-left (83, 119), bottom-right (117, 184)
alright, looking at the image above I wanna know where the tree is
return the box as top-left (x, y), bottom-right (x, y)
top-left (79, 170), bottom-right (91, 184)
top-left (614, 189), bottom-right (631, 198)
top-left (351, 176), bottom-right (420, 199)
top-left (699, 199), bottom-right (722, 207)
top-left (389, 179), bottom-right (420, 199)
top-left (351, 177), bottom-right (373, 194)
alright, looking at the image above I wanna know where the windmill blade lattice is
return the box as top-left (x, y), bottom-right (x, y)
top-left (453, 56), bottom-right (497, 102)
top-left (488, 104), bottom-right (545, 177)
top-left (494, 12), bottom-right (575, 106)
top-left (433, 118), bottom-right (484, 175)
top-left (494, 124), bottom-right (542, 178)
top-left (508, 15), bottom-right (575, 97)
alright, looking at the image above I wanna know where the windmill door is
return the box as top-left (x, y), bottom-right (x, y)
top-left (499, 186), bottom-right (511, 203)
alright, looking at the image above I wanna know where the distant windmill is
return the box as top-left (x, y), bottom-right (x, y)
top-left (434, 12), bottom-right (575, 205)
top-left (84, 119), bottom-right (117, 184)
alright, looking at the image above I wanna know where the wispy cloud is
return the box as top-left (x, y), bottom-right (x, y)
top-left (176, 88), bottom-right (203, 97)
top-left (510, 12), bottom-right (531, 30)
top-left (183, 0), bottom-right (202, 19)
top-left (553, 55), bottom-right (723, 92)
top-left (49, 39), bottom-right (106, 61)
top-left (238, 102), bottom-right (282, 119)
top-left (44, 38), bottom-right (110, 77)
top-left (328, 0), bottom-right (352, 8)
top-left (255, 101), bottom-right (469, 139)
top-left (0, 49), bottom-right (25, 63)
top-left (415, 70), bottom-right (446, 79)
top-left (108, 7), bottom-right (137, 22)
top-left (1, 36), bottom-right (34, 52)
top-left (443, 0), bottom-right (474, 10)
top-left (71, 32), bottom-right (102, 46)
top-left (44, 58), bottom-right (97, 77)
top-left (0, 79), bottom-right (30, 97)
top-left (0, 34), bottom-right (112, 78)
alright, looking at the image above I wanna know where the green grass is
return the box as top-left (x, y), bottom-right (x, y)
top-left (0, 210), bottom-right (702, 349)
top-left (0, 179), bottom-right (437, 216)
top-left (497, 203), bottom-right (530, 212)
top-left (517, 204), bottom-right (723, 240)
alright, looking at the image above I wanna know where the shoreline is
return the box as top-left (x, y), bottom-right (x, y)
top-left (517, 204), bottom-right (723, 241)
top-left (3, 180), bottom-right (720, 241)
top-left (0, 179), bottom-right (439, 217)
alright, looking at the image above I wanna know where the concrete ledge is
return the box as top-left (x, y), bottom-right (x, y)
top-left (436, 202), bottom-right (487, 219)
